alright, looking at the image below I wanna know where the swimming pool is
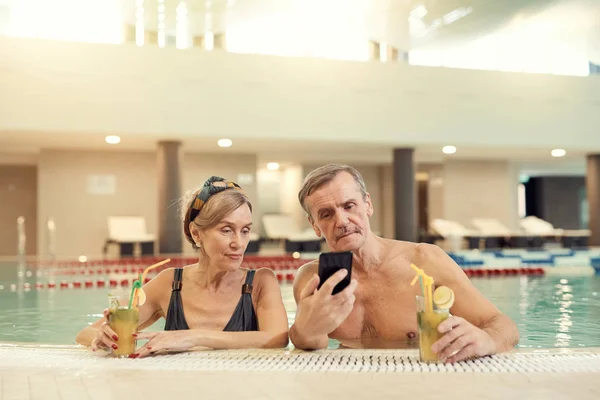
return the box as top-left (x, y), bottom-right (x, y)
top-left (1, 261), bottom-right (599, 348)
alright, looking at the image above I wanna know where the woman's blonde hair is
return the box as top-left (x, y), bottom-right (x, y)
top-left (180, 178), bottom-right (252, 250)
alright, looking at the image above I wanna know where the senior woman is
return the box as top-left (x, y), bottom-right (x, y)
top-left (76, 176), bottom-right (289, 357)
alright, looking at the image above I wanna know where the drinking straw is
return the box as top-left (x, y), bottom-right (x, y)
top-left (130, 258), bottom-right (171, 309)
top-left (410, 264), bottom-right (425, 294)
top-left (410, 263), bottom-right (434, 312)
top-left (128, 276), bottom-right (142, 310)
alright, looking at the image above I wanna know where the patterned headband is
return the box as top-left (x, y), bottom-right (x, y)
top-left (186, 176), bottom-right (244, 225)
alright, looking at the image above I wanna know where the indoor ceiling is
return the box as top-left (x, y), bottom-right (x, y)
top-left (0, 130), bottom-right (587, 176)
top-left (0, 0), bottom-right (597, 176)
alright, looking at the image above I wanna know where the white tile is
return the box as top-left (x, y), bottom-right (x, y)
top-left (2, 347), bottom-right (600, 400)
top-left (28, 373), bottom-right (62, 400)
top-left (55, 374), bottom-right (90, 400)
top-left (1, 371), bottom-right (30, 400)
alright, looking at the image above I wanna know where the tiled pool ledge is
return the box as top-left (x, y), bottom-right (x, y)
top-left (1, 346), bottom-right (599, 400)
top-left (1, 345), bottom-right (600, 374)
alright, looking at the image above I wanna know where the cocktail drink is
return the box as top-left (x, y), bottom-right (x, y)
top-left (410, 264), bottom-right (455, 363)
top-left (416, 295), bottom-right (449, 363)
top-left (108, 306), bottom-right (139, 358)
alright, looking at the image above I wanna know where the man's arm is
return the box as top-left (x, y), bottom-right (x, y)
top-left (289, 262), bottom-right (357, 350)
top-left (289, 262), bottom-right (329, 350)
top-left (416, 244), bottom-right (519, 361)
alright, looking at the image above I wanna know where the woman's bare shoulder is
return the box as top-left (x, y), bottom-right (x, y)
top-left (147, 266), bottom-right (178, 285)
top-left (252, 268), bottom-right (279, 290)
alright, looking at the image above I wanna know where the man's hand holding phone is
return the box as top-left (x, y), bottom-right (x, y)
top-left (291, 253), bottom-right (358, 349)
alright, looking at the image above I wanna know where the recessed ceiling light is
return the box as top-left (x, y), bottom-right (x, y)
top-left (442, 145), bottom-right (457, 155)
top-left (266, 162), bottom-right (280, 171)
top-left (78, 255), bottom-right (87, 263)
top-left (218, 138), bottom-right (232, 148)
top-left (105, 135), bottom-right (121, 144)
top-left (551, 148), bottom-right (566, 157)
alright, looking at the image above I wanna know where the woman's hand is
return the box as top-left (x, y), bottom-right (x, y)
top-left (130, 331), bottom-right (197, 358)
top-left (90, 309), bottom-right (119, 352)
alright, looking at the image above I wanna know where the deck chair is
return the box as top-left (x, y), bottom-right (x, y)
top-left (104, 216), bottom-right (156, 257)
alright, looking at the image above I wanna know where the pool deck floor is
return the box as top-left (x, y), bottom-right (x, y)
top-left (1, 345), bottom-right (599, 400)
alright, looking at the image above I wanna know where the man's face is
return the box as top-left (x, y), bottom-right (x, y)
top-left (305, 172), bottom-right (373, 252)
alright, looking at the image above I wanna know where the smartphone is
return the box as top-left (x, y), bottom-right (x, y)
top-left (318, 251), bottom-right (353, 295)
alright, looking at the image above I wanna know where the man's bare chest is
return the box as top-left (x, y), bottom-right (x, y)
top-left (331, 278), bottom-right (420, 341)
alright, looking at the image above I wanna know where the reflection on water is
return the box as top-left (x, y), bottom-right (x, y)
top-left (1, 264), bottom-right (599, 348)
top-left (470, 275), bottom-right (600, 348)
top-left (554, 279), bottom-right (573, 347)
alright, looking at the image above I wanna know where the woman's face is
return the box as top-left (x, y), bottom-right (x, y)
top-left (192, 204), bottom-right (253, 270)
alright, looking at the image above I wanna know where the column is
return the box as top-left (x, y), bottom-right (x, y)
top-left (385, 46), bottom-right (399, 62)
top-left (146, 30), bottom-right (158, 45)
top-left (587, 154), bottom-right (600, 246)
top-left (366, 3), bottom-right (410, 62)
top-left (393, 148), bottom-right (416, 242)
top-left (213, 33), bottom-right (227, 50)
top-left (157, 141), bottom-right (183, 254)
top-left (123, 24), bottom-right (136, 44)
top-left (367, 40), bottom-right (381, 61)
top-left (193, 35), bottom-right (204, 48)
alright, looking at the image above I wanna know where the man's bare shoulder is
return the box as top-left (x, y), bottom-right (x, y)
top-left (296, 260), bottom-right (319, 281)
top-left (414, 242), bottom-right (448, 261)
top-left (413, 242), bottom-right (462, 280)
top-left (291, 260), bottom-right (319, 302)
top-left (377, 238), bottom-right (431, 257)
top-left (381, 239), bottom-right (448, 267)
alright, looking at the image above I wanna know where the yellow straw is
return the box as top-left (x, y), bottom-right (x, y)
top-left (132, 258), bottom-right (171, 308)
top-left (410, 263), bottom-right (434, 312)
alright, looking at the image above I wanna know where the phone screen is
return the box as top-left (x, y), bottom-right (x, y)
top-left (317, 251), bottom-right (353, 295)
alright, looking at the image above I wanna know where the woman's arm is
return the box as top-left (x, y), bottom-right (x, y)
top-left (75, 269), bottom-right (172, 348)
top-left (134, 268), bottom-right (289, 357)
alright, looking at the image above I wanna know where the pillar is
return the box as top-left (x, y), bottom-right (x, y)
top-left (393, 148), bottom-right (416, 242)
top-left (193, 35), bottom-right (204, 48)
top-left (367, 40), bottom-right (381, 61)
top-left (123, 24), bottom-right (136, 44)
top-left (366, 3), bottom-right (410, 62)
top-left (157, 141), bottom-right (183, 254)
top-left (213, 33), bottom-right (227, 50)
top-left (587, 154), bottom-right (600, 246)
top-left (146, 30), bottom-right (158, 45)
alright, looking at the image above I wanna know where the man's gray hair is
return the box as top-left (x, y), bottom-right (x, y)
top-left (298, 163), bottom-right (368, 218)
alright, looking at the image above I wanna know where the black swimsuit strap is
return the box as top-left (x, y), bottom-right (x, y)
top-left (242, 269), bottom-right (255, 294)
top-left (164, 268), bottom-right (189, 331)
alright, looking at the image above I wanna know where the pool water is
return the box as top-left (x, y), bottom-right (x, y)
top-left (1, 268), bottom-right (599, 348)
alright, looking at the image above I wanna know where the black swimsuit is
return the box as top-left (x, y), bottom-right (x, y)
top-left (164, 268), bottom-right (259, 332)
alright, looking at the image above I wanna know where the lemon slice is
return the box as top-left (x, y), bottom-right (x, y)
top-left (433, 286), bottom-right (455, 309)
top-left (137, 288), bottom-right (147, 306)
